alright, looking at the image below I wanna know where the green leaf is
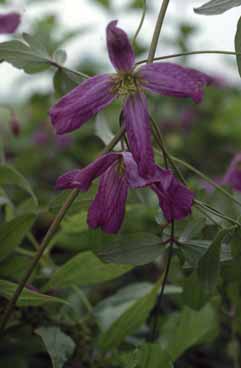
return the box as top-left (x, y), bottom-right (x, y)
top-left (97, 233), bottom-right (165, 265)
top-left (0, 164), bottom-right (38, 205)
top-left (98, 279), bottom-right (161, 350)
top-left (182, 270), bottom-right (209, 310)
top-left (0, 280), bottom-right (67, 307)
top-left (0, 254), bottom-right (32, 281)
top-left (197, 229), bottom-right (228, 294)
top-left (194, 0), bottom-right (241, 15)
top-left (235, 16), bottom-right (241, 77)
top-left (0, 214), bottom-right (36, 261)
top-left (127, 344), bottom-right (173, 368)
top-left (159, 305), bottom-right (218, 360)
top-left (0, 37), bottom-right (50, 74)
top-left (36, 327), bottom-right (75, 368)
top-left (44, 251), bottom-right (132, 291)
top-left (53, 68), bottom-right (79, 97)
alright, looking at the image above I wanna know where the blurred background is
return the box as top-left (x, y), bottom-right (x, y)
top-left (0, 0), bottom-right (240, 100)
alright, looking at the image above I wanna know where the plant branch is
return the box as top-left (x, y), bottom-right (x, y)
top-left (147, 0), bottom-right (170, 63)
top-left (137, 50), bottom-right (240, 66)
top-left (149, 221), bottom-right (174, 341)
top-left (132, 0), bottom-right (147, 47)
top-left (0, 126), bottom-right (126, 332)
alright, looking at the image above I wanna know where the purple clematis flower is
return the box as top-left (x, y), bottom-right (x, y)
top-left (56, 152), bottom-right (194, 234)
top-left (0, 12), bottom-right (21, 34)
top-left (223, 153), bottom-right (241, 192)
top-left (50, 20), bottom-right (211, 177)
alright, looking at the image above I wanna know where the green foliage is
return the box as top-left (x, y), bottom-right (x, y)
top-left (36, 327), bottom-right (75, 368)
top-left (44, 251), bottom-right (132, 290)
top-left (194, 0), bottom-right (241, 15)
top-left (0, 280), bottom-right (66, 306)
top-left (0, 165), bottom-right (38, 205)
top-left (0, 214), bottom-right (36, 261)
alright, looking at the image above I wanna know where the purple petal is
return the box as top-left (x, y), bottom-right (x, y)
top-left (56, 153), bottom-right (121, 191)
top-left (49, 74), bottom-right (117, 134)
top-left (151, 169), bottom-right (194, 222)
top-left (87, 163), bottom-right (129, 233)
top-left (223, 153), bottom-right (241, 192)
top-left (137, 62), bottom-right (212, 103)
top-left (0, 12), bottom-right (21, 34)
top-left (106, 20), bottom-right (135, 72)
top-left (123, 93), bottom-right (155, 178)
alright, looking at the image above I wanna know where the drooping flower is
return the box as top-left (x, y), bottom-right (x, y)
top-left (56, 152), bottom-right (194, 233)
top-left (50, 20), bottom-right (211, 177)
top-left (0, 12), bottom-right (21, 34)
top-left (223, 153), bottom-right (241, 192)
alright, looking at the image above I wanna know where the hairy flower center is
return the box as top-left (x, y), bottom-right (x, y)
top-left (112, 73), bottom-right (140, 96)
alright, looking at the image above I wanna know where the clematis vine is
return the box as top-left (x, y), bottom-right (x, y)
top-left (0, 12), bottom-right (21, 34)
top-left (50, 20), bottom-right (211, 177)
top-left (56, 152), bottom-right (194, 234)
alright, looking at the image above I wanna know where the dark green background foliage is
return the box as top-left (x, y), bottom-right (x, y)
top-left (0, 0), bottom-right (240, 367)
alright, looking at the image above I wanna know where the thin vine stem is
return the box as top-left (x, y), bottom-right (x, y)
top-left (132, 0), bottom-right (147, 47)
top-left (149, 221), bottom-right (175, 341)
top-left (147, 0), bottom-right (170, 63)
top-left (137, 50), bottom-right (239, 66)
top-left (171, 156), bottom-right (241, 209)
top-left (0, 126), bottom-right (126, 332)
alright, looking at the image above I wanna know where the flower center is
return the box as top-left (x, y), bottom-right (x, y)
top-left (112, 73), bottom-right (140, 97)
top-left (116, 159), bottom-right (126, 176)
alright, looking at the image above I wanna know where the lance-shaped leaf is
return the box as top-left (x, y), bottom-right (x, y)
top-left (0, 214), bottom-right (36, 261)
top-left (36, 327), bottom-right (75, 368)
top-left (0, 280), bottom-right (67, 306)
top-left (235, 16), bottom-right (241, 77)
top-left (194, 0), bottom-right (241, 15)
top-left (197, 229), bottom-right (228, 294)
top-left (44, 251), bottom-right (132, 291)
top-left (99, 279), bottom-right (162, 350)
top-left (0, 164), bottom-right (38, 205)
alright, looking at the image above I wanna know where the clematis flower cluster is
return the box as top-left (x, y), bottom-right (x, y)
top-left (51, 20), bottom-right (211, 233)
top-left (0, 12), bottom-right (21, 34)
top-left (56, 152), bottom-right (194, 233)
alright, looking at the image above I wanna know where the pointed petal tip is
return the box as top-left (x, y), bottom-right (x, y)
top-left (0, 12), bottom-right (21, 34)
top-left (106, 19), bottom-right (135, 72)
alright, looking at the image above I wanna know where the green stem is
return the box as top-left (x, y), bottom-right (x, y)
top-left (149, 221), bottom-right (174, 341)
top-left (137, 50), bottom-right (239, 66)
top-left (0, 126), bottom-right (125, 332)
top-left (132, 0), bottom-right (147, 47)
top-left (171, 156), bottom-right (241, 209)
top-left (147, 0), bottom-right (170, 63)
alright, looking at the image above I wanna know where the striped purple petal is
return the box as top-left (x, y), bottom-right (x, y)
top-left (49, 74), bottom-right (117, 134)
top-left (0, 12), bottom-right (21, 34)
top-left (123, 93), bottom-right (156, 178)
top-left (106, 20), bottom-right (135, 72)
top-left (55, 153), bottom-right (121, 191)
top-left (122, 152), bottom-right (162, 188)
top-left (137, 62), bottom-right (212, 103)
top-left (151, 169), bottom-right (194, 222)
top-left (87, 163), bottom-right (129, 233)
